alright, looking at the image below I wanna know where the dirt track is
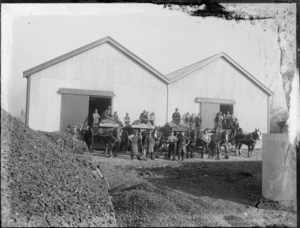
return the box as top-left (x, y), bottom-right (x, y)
top-left (90, 148), bottom-right (297, 227)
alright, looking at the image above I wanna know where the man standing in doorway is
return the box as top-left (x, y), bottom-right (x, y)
top-left (93, 109), bottom-right (100, 127)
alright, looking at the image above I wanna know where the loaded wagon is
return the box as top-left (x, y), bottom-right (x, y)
top-left (90, 122), bottom-right (120, 153)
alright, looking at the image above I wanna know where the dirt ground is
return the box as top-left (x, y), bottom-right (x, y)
top-left (89, 147), bottom-right (297, 227)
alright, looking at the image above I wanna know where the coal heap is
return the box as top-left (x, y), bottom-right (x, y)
top-left (1, 108), bottom-right (116, 227)
top-left (110, 181), bottom-right (216, 227)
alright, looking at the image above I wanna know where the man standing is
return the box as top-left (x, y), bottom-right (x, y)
top-left (177, 132), bottom-right (190, 161)
top-left (83, 126), bottom-right (93, 152)
top-left (146, 130), bottom-right (156, 160)
top-left (113, 111), bottom-right (122, 126)
top-left (167, 131), bottom-right (177, 160)
top-left (149, 112), bottom-right (156, 126)
top-left (214, 112), bottom-right (223, 130)
top-left (172, 108), bottom-right (181, 125)
top-left (93, 109), bottom-right (100, 127)
top-left (184, 112), bottom-right (190, 125)
top-left (104, 106), bottom-right (113, 120)
top-left (128, 129), bottom-right (143, 160)
top-left (139, 110), bottom-right (146, 124)
top-left (195, 113), bottom-right (202, 130)
top-left (143, 111), bottom-right (149, 124)
top-left (201, 128), bottom-right (211, 159)
top-left (124, 113), bottom-right (131, 126)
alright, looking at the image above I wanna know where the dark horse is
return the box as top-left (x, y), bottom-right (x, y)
top-left (235, 128), bottom-right (261, 157)
top-left (210, 128), bottom-right (230, 160)
top-left (107, 127), bottom-right (123, 157)
top-left (185, 130), bottom-right (198, 159)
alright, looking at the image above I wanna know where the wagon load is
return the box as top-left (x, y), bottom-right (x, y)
top-left (131, 123), bottom-right (155, 130)
top-left (163, 122), bottom-right (190, 132)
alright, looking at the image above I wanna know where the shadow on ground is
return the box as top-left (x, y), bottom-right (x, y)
top-left (138, 159), bottom-right (262, 207)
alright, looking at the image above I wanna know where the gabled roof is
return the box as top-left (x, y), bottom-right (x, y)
top-left (23, 36), bottom-right (169, 84)
top-left (166, 51), bottom-right (273, 96)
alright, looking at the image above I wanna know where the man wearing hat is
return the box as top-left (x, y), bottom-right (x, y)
top-left (149, 112), bottom-right (156, 126)
top-left (124, 113), bottom-right (131, 126)
top-left (195, 112), bottom-right (202, 130)
top-left (113, 111), bottom-right (122, 126)
top-left (143, 111), bottom-right (150, 124)
top-left (139, 110), bottom-right (146, 124)
top-left (201, 128), bottom-right (211, 159)
top-left (172, 108), bottom-right (181, 125)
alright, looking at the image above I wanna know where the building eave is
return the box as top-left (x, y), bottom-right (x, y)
top-left (23, 36), bottom-right (169, 84)
top-left (167, 51), bottom-right (273, 96)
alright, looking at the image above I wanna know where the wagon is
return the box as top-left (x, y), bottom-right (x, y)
top-left (90, 122), bottom-right (120, 151)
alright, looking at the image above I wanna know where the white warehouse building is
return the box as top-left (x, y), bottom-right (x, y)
top-left (23, 36), bottom-right (272, 133)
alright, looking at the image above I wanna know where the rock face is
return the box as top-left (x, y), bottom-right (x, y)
top-left (166, 3), bottom-right (296, 133)
top-left (1, 108), bottom-right (117, 227)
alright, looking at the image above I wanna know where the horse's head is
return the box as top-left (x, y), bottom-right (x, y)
top-left (253, 128), bottom-right (262, 140)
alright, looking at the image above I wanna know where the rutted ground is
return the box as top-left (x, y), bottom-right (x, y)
top-left (92, 149), bottom-right (297, 227)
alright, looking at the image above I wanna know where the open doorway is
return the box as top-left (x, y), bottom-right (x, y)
top-left (220, 104), bottom-right (233, 115)
top-left (88, 97), bottom-right (111, 126)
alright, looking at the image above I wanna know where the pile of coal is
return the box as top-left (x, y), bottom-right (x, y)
top-left (1, 108), bottom-right (116, 227)
top-left (42, 131), bottom-right (88, 155)
top-left (110, 181), bottom-right (215, 227)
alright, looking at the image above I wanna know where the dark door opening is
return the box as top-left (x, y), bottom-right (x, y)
top-left (220, 104), bottom-right (233, 115)
top-left (88, 97), bottom-right (111, 126)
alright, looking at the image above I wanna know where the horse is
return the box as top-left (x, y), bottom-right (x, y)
top-left (106, 127), bottom-right (123, 157)
top-left (119, 127), bottom-right (132, 153)
top-left (235, 128), bottom-right (262, 157)
top-left (185, 130), bottom-right (197, 159)
top-left (153, 128), bottom-right (166, 156)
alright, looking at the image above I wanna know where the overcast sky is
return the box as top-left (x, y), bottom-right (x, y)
top-left (2, 3), bottom-right (277, 117)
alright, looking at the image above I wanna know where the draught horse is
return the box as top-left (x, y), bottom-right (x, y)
top-left (235, 128), bottom-right (261, 157)
top-left (106, 127), bottom-right (123, 157)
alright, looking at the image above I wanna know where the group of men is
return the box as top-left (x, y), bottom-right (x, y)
top-left (92, 106), bottom-right (156, 127)
top-left (128, 128), bottom-right (191, 161)
top-left (172, 107), bottom-right (239, 132)
top-left (66, 124), bottom-right (93, 150)
top-left (139, 110), bottom-right (156, 126)
top-left (93, 106), bottom-right (123, 126)
top-left (171, 108), bottom-right (202, 130)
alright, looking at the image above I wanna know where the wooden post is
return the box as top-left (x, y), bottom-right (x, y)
top-left (262, 133), bottom-right (296, 211)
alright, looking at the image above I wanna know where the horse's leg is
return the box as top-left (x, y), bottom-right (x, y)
top-left (238, 143), bottom-right (242, 155)
top-left (247, 144), bottom-right (250, 158)
top-left (250, 144), bottom-right (254, 157)
top-left (216, 144), bottom-right (220, 160)
top-left (225, 144), bottom-right (229, 159)
top-left (235, 142), bottom-right (239, 156)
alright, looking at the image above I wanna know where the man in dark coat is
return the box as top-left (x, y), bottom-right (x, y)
top-left (83, 126), bottom-right (93, 152)
top-left (195, 113), bottom-right (202, 130)
top-left (172, 108), bottom-right (181, 125)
